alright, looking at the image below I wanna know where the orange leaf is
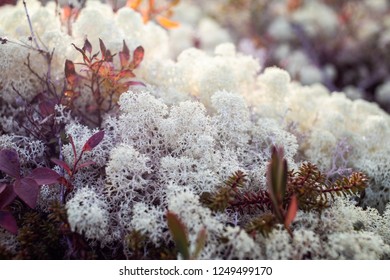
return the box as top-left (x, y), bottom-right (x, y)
top-left (284, 195), bottom-right (298, 229)
top-left (117, 69), bottom-right (136, 80)
top-left (148, 0), bottom-right (155, 10)
top-left (287, 0), bottom-right (302, 12)
top-left (99, 62), bottom-right (114, 77)
top-left (170, 0), bottom-right (180, 7)
top-left (61, 5), bottom-right (72, 21)
top-left (126, 0), bottom-right (142, 9)
top-left (156, 15), bottom-right (179, 29)
top-left (141, 9), bottom-right (149, 23)
top-left (64, 60), bottom-right (78, 87)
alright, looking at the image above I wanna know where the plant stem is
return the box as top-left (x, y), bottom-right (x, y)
top-left (23, 0), bottom-right (40, 50)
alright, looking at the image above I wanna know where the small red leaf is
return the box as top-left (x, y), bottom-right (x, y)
top-left (99, 38), bottom-right (107, 60)
top-left (39, 99), bottom-right (56, 116)
top-left (82, 131), bottom-right (105, 152)
top-left (83, 38), bottom-right (92, 54)
top-left (105, 49), bottom-right (113, 62)
top-left (119, 40), bottom-right (130, 68)
top-left (0, 184), bottom-right (16, 209)
top-left (13, 178), bottom-right (40, 209)
top-left (64, 59), bottom-right (78, 87)
top-left (266, 146), bottom-right (288, 223)
top-left (117, 69), bottom-right (136, 80)
top-left (72, 43), bottom-right (90, 64)
top-left (51, 158), bottom-right (72, 176)
top-left (68, 135), bottom-right (78, 163)
top-left (0, 210), bottom-right (18, 235)
top-left (284, 195), bottom-right (298, 229)
top-left (76, 160), bottom-right (97, 171)
top-left (27, 167), bottom-right (61, 186)
top-left (58, 177), bottom-right (74, 194)
top-left (123, 81), bottom-right (146, 87)
top-left (0, 149), bottom-right (20, 179)
top-left (131, 46), bottom-right (144, 69)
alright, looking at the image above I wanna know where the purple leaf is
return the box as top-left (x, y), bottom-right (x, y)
top-left (72, 43), bottom-right (90, 64)
top-left (51, 158), bottom-right (72, 176)
top-left (13, 178), bottom-right (40, 209)
top-left (99, 38), bottom-right (107, 60)
top-left (0, 210), bottom-right (18, 235)
top-left (83, 38), bottom-right (92, 54)
top-left (119, 40), bottom-right (130, 68)
top-left (76, 160), bottom-right (97, 171)
top-left (68, 135), bottom-right (77, 163)
top-left (39, 99), bottom-right (56, 116)
top-left (0, 149), bottom-right (20, 178)
top-left (58, 177), bottom-right (74, 194)
top-left (0, 184), bottom-right (16, 209)
top-left (27, 167), bottom-right (61, 186)
top-left (82, 130), bottom-right (104, 152)
top-left (266, 146), bottom-right (288, 223)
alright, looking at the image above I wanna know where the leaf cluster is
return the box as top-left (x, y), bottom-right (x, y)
top-left (201, 146), bottom-right (368, 238)
top-left (50, 130), bottom-right (105, 201)
top-left (0, 130), bottom-right (105, 235)
top-left (166, 211), bottom-right (207, 260)
top-left (127, 0), bottom-right (180, 29)
top-left (65, 38), bottom-right (144, 126)
top-left (0, 149), bottom-right (60, 234)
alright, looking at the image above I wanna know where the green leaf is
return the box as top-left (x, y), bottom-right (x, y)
top-left (266, 146), bottom-right (288, 222)
top-left (192, 227), bottom-right (207, 260)
top-left (166, 211), bottom-right (190, 260)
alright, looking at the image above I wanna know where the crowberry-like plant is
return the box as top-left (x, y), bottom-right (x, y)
top-left (65, 39), bottom-right (144, 127)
